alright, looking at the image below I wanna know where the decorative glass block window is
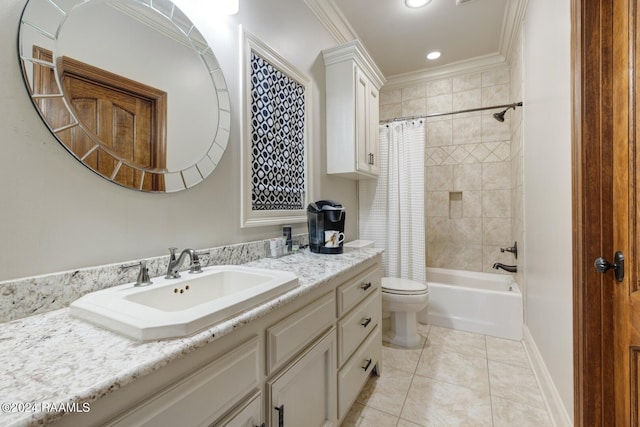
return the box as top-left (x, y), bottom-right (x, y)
top-left (241, 28), bottom-right (313, 227)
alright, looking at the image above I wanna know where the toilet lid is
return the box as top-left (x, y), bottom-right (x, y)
top-left (382, 277), bottom-right (428, 295)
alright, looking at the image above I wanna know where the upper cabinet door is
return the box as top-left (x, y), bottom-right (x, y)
top-left (323, 40), bottom-right (385, 180)
top-left (367, 84), bottom-right (380, 176)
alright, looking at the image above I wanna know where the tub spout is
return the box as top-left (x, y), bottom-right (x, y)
top-left (493, 263), bottom-right (517, 273)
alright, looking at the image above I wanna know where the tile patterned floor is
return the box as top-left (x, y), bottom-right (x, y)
top-left (342, 325), bottom-right (553, 427)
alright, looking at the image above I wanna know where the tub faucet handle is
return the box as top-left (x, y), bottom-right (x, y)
top-left (500, 241), bottom-right (518, 259)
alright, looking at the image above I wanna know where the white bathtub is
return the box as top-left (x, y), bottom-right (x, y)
top-left (421, 267), bottom-right (523, 341)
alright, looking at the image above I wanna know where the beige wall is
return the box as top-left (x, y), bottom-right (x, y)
top-left (510, 22), bottom-right (525, 299)
top-left (380, 67), bottom-right (517, 273)
top-left (1, 0), bottom-right (356, 282)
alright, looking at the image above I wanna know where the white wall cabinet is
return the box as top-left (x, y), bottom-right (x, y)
top-left (323, 40), bottom-right (385, 179)
top-left (53, 257), bottom-right (381, 427)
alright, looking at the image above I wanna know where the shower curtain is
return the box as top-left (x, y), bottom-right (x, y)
top-left (359, 120), bottom-right (425, 282)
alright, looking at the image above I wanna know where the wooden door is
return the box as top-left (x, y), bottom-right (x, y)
top-left (612, 0), bottom-right (640, 424)
top-left (32, 49), bottom-right (167, 191)
top-left (574, 0), bottom-right (640, 424)
top-left (63, 74), bottom-right (157, 189)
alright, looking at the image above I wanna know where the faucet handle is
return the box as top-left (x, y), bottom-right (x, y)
top-left (137, 260), bottom-right (152, 286)
top-left (499, 241), bottom-right (518, 259)
top-left (189, 251), bottom-right (210, 274)
top-left (168, 247), bottom-right (178, 260)
top-left (121, 260), bottom-right (153, 286)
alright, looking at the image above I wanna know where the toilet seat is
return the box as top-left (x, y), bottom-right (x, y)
top-left (382, 277), bottom-right (428, 295)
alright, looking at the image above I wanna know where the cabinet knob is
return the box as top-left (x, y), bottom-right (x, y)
top-left (361, 358), bottom-right (372, 371)
top-left (361, 317), bottom-right (372, 328)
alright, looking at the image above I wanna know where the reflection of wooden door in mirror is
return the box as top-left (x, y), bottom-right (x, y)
top-left (33, 48), bottom-right (167, 191)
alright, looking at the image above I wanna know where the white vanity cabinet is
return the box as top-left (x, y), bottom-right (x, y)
top-left (323, 40), bottom-right (385, 179)
top-left (51, 256), bottom-right (381, 427)
top-left (335, 264), bottom-right (382, 419)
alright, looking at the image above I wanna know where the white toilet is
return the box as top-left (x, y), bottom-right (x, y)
top-left (381, 277), bottom-right (429, 348)
top-left (342, 240), bottom-right (429, 348)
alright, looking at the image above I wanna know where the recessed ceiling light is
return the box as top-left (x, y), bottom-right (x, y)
top-left (405, 0), bottom-right (432, 8)
top-left (426, 51), bottom-right (441, 60)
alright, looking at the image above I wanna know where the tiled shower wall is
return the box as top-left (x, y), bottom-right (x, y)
top-left (379, 66), bottom-right (516, 272)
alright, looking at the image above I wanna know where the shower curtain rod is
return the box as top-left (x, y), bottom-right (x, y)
top-left (380, 101), bottom-right (523, 124)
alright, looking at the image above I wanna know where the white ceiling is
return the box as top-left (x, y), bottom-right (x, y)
top-left (307, 0), bottom-right (525, 81)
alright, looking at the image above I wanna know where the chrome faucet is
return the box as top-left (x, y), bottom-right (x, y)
top-left (493, 263), bottom-right (517, 273)
top-left (165, 248), bottom-right (206, 279)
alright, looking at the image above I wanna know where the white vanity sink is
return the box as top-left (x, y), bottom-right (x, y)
top-left (70, 266), bottom-right (299, 341)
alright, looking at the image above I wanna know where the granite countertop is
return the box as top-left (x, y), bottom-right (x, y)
top-left (0, 248), bottom-right (382, 427)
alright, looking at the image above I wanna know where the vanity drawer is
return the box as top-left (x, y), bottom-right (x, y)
top-left (213, 391), bottom-right (262, 427)
top-left (338, 291), bottom-right (381, 366)
top-left (266, 291), bottom-right (335, 374)
top-left (336, 265), bottom-right (380, 317)
top-left (337, 325), bottom-right (382, 420)
top-left (107, 336), bottom-right (260, 427)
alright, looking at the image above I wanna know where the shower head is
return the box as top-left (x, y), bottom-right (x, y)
top-left (492, 102), bottom-right (522, 122)
top-left (493, 110), bottom-right (507, 122)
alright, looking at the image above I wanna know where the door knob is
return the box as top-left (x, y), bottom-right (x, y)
top-left (594, 251), bottom-right (625, 282)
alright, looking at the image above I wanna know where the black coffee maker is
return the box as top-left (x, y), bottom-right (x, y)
top-left (307, 200), bottom-right (346, 254)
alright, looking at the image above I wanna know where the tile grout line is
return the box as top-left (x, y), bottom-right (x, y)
top-left (486, 334), bottom-right (496, 427)
top-left (395, 325), bottom-right (430, 427)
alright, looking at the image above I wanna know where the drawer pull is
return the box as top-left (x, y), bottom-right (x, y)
top-left (361, 358), bottom-right (372, 371)
top-left (360, 282), bottom-right (372, 291)
top-left (275, 404), bottom-right (284, 427)
top-left (360, 317), bottom-right (372, 328)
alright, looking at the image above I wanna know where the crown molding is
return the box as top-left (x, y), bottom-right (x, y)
top-left (499, 0), bottom-right (528, 64)
top-left (322, 40), bottom-right (386, 88)
top-left (306, 0), bottom-right (527, 89)
top-left (304, 0), bottom-right (358, 44)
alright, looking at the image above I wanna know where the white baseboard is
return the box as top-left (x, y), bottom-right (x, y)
top-left (522, 325), bottom-right (573, 427)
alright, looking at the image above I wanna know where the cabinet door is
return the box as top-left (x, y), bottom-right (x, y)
top-left (267, 328), bottom-right (337, 427)
top-left (367, 85), bottom-right (380, 176)
top-left (355, 69), bottom-right (370, 175)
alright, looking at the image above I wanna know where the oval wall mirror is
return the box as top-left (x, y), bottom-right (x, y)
top-left (18, 0), bottom-right (231, 192)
